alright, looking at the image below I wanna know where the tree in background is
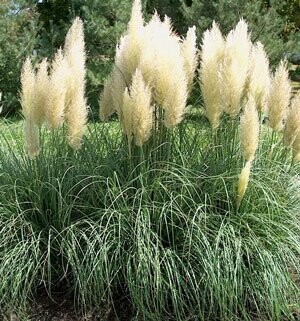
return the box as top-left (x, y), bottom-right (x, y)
top-left (0, 0), bottom-right (39, 115)
top-left (181, 0), bottom-right (299, 66)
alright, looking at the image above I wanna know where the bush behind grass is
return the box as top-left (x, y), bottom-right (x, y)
top-left (0, 120), bottom-right (299, 320)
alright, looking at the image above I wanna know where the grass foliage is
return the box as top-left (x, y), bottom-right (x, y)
top-left (0, 117), bottom-right (299, 321)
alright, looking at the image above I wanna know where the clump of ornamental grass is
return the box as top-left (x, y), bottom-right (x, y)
top-left (20, 17), bottom-right (88, 158)
top-left (2, 3), bottom-right (300, 321)
top-left (1, 117), bottom-right (299, 321)
top-left (0, 119), bottom-right (122, 315)
top-left (198, 18), bottom-right (300, 321)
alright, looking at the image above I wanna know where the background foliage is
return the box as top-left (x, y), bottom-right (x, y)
top-left (0, 0), bottom-right (299, 115)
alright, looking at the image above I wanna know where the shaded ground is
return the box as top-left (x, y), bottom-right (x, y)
top-left (6, 293), bottom-right (133, 321)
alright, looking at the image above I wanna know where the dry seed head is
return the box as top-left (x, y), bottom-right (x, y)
top-left (240, 96), bottom-right (260, 161)
top-left (237, 161), bottom-right (252, 209)
top-left (122, 0), bottom-right (145, 83)
top-left (64, 17), bottom-right (85, 67)
top-left (128, 0), bottom-right (144, 36)
top-left (163, 78), bottom-right (187, 128)
top-left (20, 57), bottom-right (41, 158)
top-left (200, 21), bottom-right (225, 128)
top-left (248, 42), bottom-right (271, 112)
top-left (140, 13), bottom-right (187, 127)
top-left (24, 119), bottom-right (40, 159)
top-left (106, 67), bottom-right (128, 117)
top-left (116, 0), bottom-right (145, 87)
top-left (64, 17), bottom-right (88, 150)
top-left (284, 90), bottom-right (300, 147)
top-left (99, 75), bottom-right (115, 121)
top-left (115, 30), bottom-right (144, 87)
top-left (121, 88), bottom-right (133, 144)
top-left (66, 91), bottom-right (88, 150)
top-left (46, 49), bottom-right (68, 129)
top-left (130, 69), bottom-right (153, 146)
top-left (221, 19), bottom-right (252, 116)
top-left (64, 17), bottom-right (86, 105)
top-left (268, 60), bottom-right (291, 132)
top-left (181, 26), bottom-right (198, 92)
top-left (20, 57), bottom-right (36, 119)
top-left (34, 59), bottom-right (49, 127)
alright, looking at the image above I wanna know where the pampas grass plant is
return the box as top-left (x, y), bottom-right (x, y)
top-left (2, 2), bottom-right (300, 321)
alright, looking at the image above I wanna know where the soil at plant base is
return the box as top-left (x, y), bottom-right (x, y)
top-left (7, 292), bottom-right (134, 321)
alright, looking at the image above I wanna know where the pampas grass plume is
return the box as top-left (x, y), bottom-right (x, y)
top-left (64, 17), bottom-right (88, 150)
top-left (237, 161), bottom-right (252, 209)
top-left (66, 92), bottom-right (88, 150)
top-left (128, 0), bottom-right (144, 36)
top-left (122, 88), bottom-right (133, 146)
top-left (221, 19), bottom-right (251, 116)
top-left (181, 26), bottom-right (198, 92)
top-left (99, 75), bottom-right (115, 121)
top-left (248, 42), bottom-right (270, 112)
top-left (284, 90), bottom-right (300, 147)
top-left (240, 96), bottom-right (260, 161)
top-left (46, 49), bottom-right (68, 129)
top-left (200, 22), bottom-right (225, 128)
top-left (115, 0), bottom-right (144, 86)
top-left (139, 13), bottom-right (187, 128)
top-left (20, 57), bottom-right (35, 119)
top-left (24, 120), bottom-right (40, 159)
top-left (268, 60), bottom-right (291, 132)
top-left (34, 58), bottom-right (49, 126)
top-left (20, 57), bottom-right (40, 158)
top-left (130, 69), bottom-right (153, 146)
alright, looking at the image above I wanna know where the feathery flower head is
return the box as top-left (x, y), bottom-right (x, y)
top-left (99, 75), bottom-right (115, 121)
top-left (64, 17), bottom-right (86, 105)
top-left (200, 21), bottom-right (225, 128)
top-left (34, 59), bottom-right (49, 127)
top-left (128, 0), bottom-right (144, 36)
top-left (140, 13), bottom-right (187, 127)
top-left (248, 42), bottom-right (271, 112)
top-left (240, 95), bottom-right (260, 161)
top-left (284, 90), bottom-right (300, 147)
top-left (237, 161), bottom-right (252, 209)
top-left (20, 57), bottom-right (36, 119)
top-left (181, 25), bottom-right (198, 92)
top-left (121, 88), bottom-right (133, 145)
top-left (20, 57), bottom-right (41, 158)
top-left (221, 19), bottom-right (252, 116)
top-left (46, 49), bottom-right (68, 129)
top-left (268, 60), bottom-right (291, 132)
top-left (24, 120), bottom-right (40, 159)
top-left (130, 69), bottom-right (153, 146)
top-left (66, 90), bottom-right (88, 150)
top-left (64, 17), bottom-right (88, 150)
